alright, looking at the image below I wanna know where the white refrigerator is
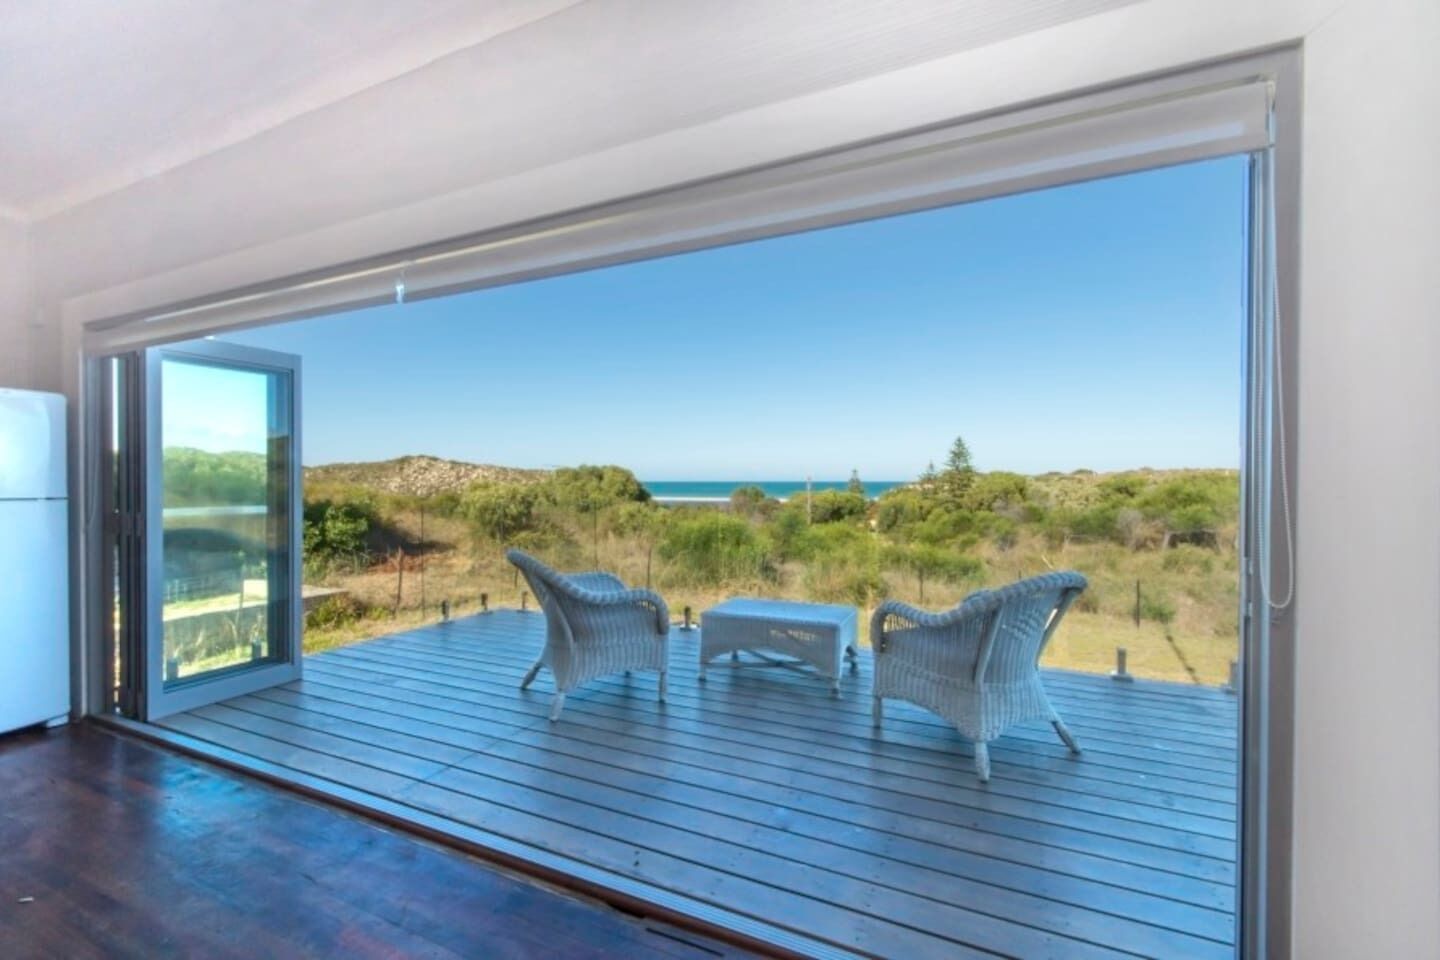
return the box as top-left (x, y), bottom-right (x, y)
top-left (0, 389), bottom-right (71, 733)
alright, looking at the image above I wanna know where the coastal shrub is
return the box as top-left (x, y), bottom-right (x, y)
top-left (1139, 591), bottom-right (1177, 625)
top-left (1097, 473), bottom-right (1147, 501)
top-left (913, 507), bottom-right (981, 547)
top-left (728, 485), bottom-right (772, 518)
top-left (795, 490), bottom-right (868, 525)
top-left (985, 515), bottom-right (1019, 551)
top-left (874, 489), bottom-right (928, 535)
top-left (1067, 504), bottom-right (1122, 543)
top-left (461, 482), bottom-right (541, 542)
top-left (963, 471), bottom-right (1030, 512)
top-left (1162, 544), bottom-right (1216, 574)
top-left (1139, 474), bottom-right (1237, 531)
top-left (767, 509), bottom-right (811, 561)
top-left (305, 594), bottom-right (372, 630)
top-left (660, 514), bottom-right (773, 586)
top-left (303, 498), bottom-right (376, 571)
top-left (609, 502), bottom-right (668, 541)
top-left (545, 465), bottom-right (650, 510)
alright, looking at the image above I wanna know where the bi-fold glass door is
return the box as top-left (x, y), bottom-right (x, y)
top-left (136, 340), bottom-right (303, 720)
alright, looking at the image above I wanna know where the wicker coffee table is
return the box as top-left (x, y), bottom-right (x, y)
top-left (698, 598), bottom-right (859, 695)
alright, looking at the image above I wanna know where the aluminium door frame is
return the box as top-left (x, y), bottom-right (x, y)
top-left (138, 338), bottom-right (303, 720)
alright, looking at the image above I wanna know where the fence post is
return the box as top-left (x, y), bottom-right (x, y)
top-left (1111, 647), bottom-right (1134, 682)
top-left (1134, 580), bottom-right (1141, 628)
top-left (393, 547), bottom-right (405, 618)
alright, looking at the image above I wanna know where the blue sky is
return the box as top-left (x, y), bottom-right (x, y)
top-left (224, 155), bottom-right (1249, 479)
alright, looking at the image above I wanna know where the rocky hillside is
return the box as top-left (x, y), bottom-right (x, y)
top-left (305, 455), bottom-right (547, 498)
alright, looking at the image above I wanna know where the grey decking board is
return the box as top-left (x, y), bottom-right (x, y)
top-left (326, 641), bottom-right (1238, 846)
top-left (283, 666), bottom-right (1237, 909)
top-left (376, 626), bottom-right (1241, 762)
top-left (383, 628), bottom-right (1242, 757)
top-left (328, 643), bottom-right (1238, 788)
top-left (320, 645), bottom-right (1240, 799)
top-left (402, 619), bottom-right (1241, 738)
top-left (275, 669), bottom-right (1236, 840)
top-left (287, 669), bottom-right (1236, 826)
top-left (300, 656), bottom-right (1238, 880)
top-left (225, 680), bottom-right (1234, 941)
top-left (165, 613), bottom-right (1238, 959)
top-left (417, 764), bottom-right (1199, 960)
top-left (300, 656), bottom-right (1238, 857)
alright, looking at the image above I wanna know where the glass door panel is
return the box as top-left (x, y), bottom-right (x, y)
top-left (143, 341), bottom-right (301, 720)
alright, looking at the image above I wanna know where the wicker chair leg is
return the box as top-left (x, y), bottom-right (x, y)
top-left (1053, 719), bottom-right (1081, 754)
top-left (872, 695), bottom-right (883, 728)
top-left (549, 692), bottom-right (566, 722)
top-left (658, 669), bottom-right (668, 704)
top-left (520, 659), bottom-right (543, 690)
top-left (974, 741), bottom-right (991, 782)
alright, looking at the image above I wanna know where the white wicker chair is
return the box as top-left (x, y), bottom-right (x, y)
top-left (871, 571), bottom-right (1088, 781)
top-left (506, 549), bottom-right (670, 721)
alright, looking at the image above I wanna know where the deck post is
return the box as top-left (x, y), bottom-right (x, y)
top-left (681, 605), bottom-right (696, 631)
top-left (520, 590), bottom-right (529, 612)
top-left (1111, 646), bottom-right (1134, 682)
top-left (440, 600), bottom-right (450, 621)
top-left (480, 592), bottom-right (489, 613)
top-left (1224, 658), bottom-right (1239, 694)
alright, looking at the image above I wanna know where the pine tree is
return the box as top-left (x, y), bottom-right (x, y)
top-left (943, 435), bottom-right (976, 501)
top-left (847, 469), bottom-right (865, 496)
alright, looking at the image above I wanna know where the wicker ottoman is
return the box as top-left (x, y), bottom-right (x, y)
top-left (698, 598), bottom-right (859, 695)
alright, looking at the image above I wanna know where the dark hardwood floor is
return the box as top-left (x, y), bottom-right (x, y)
top-left (0, 723), bottom-right (759, 960)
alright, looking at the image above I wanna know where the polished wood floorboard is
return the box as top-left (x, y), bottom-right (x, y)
top-left (0, 722), bottom-right (755, 960)
top-left (159, 611), bottom-right (1240, 959)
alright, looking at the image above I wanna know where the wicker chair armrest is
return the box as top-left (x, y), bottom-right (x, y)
top-left (561, 582), bottom-right (670, 635)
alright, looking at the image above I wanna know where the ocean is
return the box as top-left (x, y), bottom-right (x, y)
top-left (642, 480), bottom-right (904, 503)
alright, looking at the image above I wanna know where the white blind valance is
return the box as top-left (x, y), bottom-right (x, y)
top-left (89, 79), bottom-right (1271, 350)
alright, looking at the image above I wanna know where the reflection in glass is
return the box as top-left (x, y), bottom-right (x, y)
top-left (160, 358), bottom-right (291, 684)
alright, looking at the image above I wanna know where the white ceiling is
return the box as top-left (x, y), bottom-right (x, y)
top-left (0, 0), bottom-right (582, 218)
top-left (1, 0), bottom-right (1136, 222)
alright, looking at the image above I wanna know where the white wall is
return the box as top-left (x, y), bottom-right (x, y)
top-left (1292, 0), bottom-right (1440, 955)
top-left (0, 216), bottom-right (35, 389)
top-left (16, 0), bottom-right (1440, 953)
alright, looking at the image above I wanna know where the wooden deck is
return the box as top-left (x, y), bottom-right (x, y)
top-left (157, 610), bottom-right (1238, 960)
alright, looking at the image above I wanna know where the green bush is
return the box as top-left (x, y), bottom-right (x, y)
top-left (303, 497), bottom-right (376, 570)
top-left (461, 483), bottom-right (542, 542)
top-left (729, 485), bottom-right (775, 518)
top-left (1162, 545), bottom-right (1216, 574)
top-left (1139, 591), bottom-right (1177, 625)
top-left (545, 465), bottom-right (650, 510)
top-left (660, 514), bottom-right (773, 586)
top-left (874, 489), bottom-right (928, 535)
top-left (797, 490), bottom-right (869, 525)
top-left (305, 594), bottom-right (371, 631)
top-left (963, 471), bottom-right (1030, 512)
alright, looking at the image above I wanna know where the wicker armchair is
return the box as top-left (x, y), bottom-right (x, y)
top-left (871, 571), bottom-right (1088, 781)
top-left (506, 549), bottom-right (671, 721)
